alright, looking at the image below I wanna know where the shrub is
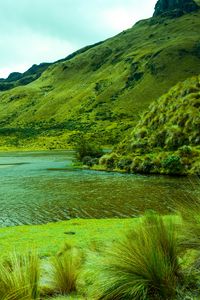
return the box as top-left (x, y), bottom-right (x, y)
top-left (117, 157), bottom-right (132, 171)
top-left (89, 212), bottom-right (182, 300)
top-left (165, 129), bottom-right (188, 150)
top-left (178, 145), bottom-right (193, 157)
top-left (162, 155), bottom-right (184, 174)
top-left (99, 153), bottom-right (118, 169)
top-left (140, 157), bottom-right (154, 173)
top-left (82, 156), bottom-right (93, 166)
top-left (0, 251), bottom-right (40, 300)
top-left (75, 135), bottom-right (103, 163)
top-left (50, 244), bottom-right (83, 295)
top-left (130, 156), bottom-right (143, 173)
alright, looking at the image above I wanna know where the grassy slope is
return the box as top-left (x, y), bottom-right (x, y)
top-left (0, 11), bottom-right (200, 149)
top-left (102, 75), bottom-right (200, 175)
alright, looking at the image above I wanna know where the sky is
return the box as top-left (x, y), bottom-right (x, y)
top-left (0, 0), bottom-right (157, 78)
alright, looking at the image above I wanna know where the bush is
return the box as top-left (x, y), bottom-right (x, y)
top-left (178, 145), bottom-right (193, 157)
top-left (117, 157), bottom-right (132, 171)
top-left (99, 153), bottom-right (118, 169)
top-left (162, 155), bottom-right (184, 174)
top-left (89, 212), bottom-right (182, 300)
top-left (75, 136), bottom-right (103, 163)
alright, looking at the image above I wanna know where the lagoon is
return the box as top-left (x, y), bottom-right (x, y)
top-left (0, 151), bottom-right (198, 227)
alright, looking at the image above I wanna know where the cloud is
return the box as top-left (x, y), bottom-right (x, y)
top-left (0, 0), bottom-right (157, 78)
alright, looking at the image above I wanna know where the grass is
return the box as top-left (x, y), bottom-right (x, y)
top-left (50, 244), bottom-right (83, 295)
top-left (178, 198), bottom-right (200, 251)
top-left (0, 219), bottom-right (137, 299)
top-left (0, 214), bottom-right (199, 299)
top-left (0, 217), bottom-right (179, 299)
top-left (0, 251), bottom-right (40, 300)
top-left (0, 218), bottom-right (138, 257)
top-left (86, 212), bottom-right (182, 300)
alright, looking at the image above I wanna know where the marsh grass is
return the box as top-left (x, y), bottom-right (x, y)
top-left (88, 212), bottom-right (182, 300)
top-left (176, 177), bottom-right (200, 252)
top-left (176, 183), bottom-right (200, 292)
top-left (0, 251), bottom-right (40, 300)
top-left (50, 244), bottom-right (83, 295)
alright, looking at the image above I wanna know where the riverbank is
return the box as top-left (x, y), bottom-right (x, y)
top-left (0, 218), bottom-right (138, 257)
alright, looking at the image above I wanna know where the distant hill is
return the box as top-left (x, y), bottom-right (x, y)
top-left (0, 3), bottom-right (200, 150)
top-left (0, 42), bottom-right (103, 92)
top-left (100, 75), bottom-right (200, 175)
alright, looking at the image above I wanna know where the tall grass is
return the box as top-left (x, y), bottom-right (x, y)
top-left (50, 244), bottom-right (83, 295)
top-left (0, 251), bottom-right (40, 300)
top-left (88, 212), bottom-right (182, 300)
top-left (177, 190), bottom-right (200, 251)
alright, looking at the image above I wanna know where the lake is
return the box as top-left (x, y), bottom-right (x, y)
top-left (0, 151), bottom-right (199, 227)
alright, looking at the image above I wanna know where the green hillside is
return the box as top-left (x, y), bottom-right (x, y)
top-left (100, 75), bottom-right (200, 175)
top-left (0, 9), bottom-right (200, 149)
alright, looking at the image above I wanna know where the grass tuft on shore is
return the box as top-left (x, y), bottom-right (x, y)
top-left (50, 244), bottom-right (83, 295)
top-left (0, 251), bottom-right (40, 300)
top-left (87, 212), bottom-right (182, 300)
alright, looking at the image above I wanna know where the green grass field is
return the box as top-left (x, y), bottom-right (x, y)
top-left (0, 218), bottom-right (138, 258)
top-left (0, 216), bottom-right (179, 300)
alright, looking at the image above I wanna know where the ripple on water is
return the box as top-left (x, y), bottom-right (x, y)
top-left (0, 151), bottom-right (199, 227)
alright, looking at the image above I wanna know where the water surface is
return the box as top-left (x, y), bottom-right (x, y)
top-left (0, 151), bottom-right (199, 227)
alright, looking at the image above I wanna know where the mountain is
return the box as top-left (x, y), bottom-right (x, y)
top-left (154, 0), bottom-right (199, 17)
top-left (100, 75), bottom-right (200, 175)
top-left (0, 0), bottom-right (200, 150)
top-left (0, 42), bottom-right (103, 92)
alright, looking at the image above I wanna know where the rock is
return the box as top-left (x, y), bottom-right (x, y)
top-left (153, 0), bottom-right (199, 17)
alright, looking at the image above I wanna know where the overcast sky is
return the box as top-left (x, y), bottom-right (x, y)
top-left (0, 0), bottom-right (157, 78)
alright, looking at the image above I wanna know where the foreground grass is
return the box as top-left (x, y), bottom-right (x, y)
top-left (0, 252), bottom-right (40, 299)
top-left (0, 218), bottom-right (140, 257)
top-left (0, 215), bottom-right (198, 299)
top-left (0, 219), bottom-right (139, 300)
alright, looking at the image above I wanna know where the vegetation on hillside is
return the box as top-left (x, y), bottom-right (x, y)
top-left (0, 10), bottom-right (200, 149)
top-left (99, 75), bottom-right (200, 175)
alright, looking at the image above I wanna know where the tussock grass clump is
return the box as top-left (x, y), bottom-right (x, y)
top-left (177, 183), bottom-right (200, 255)
top-left (0, 251), bottom-right (40, 300)
top-left (50, 244), bottom-right (83, 295)
top-left (89, 212), bottom-right (182, 300)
